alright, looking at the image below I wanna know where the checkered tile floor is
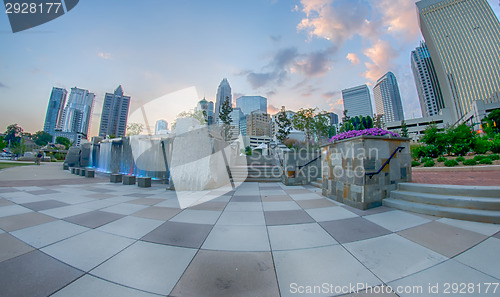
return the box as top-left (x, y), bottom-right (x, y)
top-left (0, 182), bottom-right (499, 296)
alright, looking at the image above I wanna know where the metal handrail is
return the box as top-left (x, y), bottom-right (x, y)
top-left (365, 146), bottom-right (405, 179)
top-left (297, 155), bottom-right (321, 170)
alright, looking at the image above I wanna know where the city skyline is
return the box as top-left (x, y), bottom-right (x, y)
top-left (1, 0), bottom-right (500, 136)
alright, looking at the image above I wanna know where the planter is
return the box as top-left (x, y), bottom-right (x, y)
top-left (321, 135), bottom-right (411, 210)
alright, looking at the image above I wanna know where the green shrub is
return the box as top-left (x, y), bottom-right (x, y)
top-left (449, 143), bottom-right (471, 156)
top-left (444, 159), bottom-right (459, 167)
top-left (418, 145), bottom-right (443, 158)
top-left (410, 144), bottom-right (423, 160)
top-left (421, 156), bottom-right (433, 163)
top-left (437, 156), bottom-right (447, 162)
top-left (463, 159), bottom-right (477, 166)
top-left (472, 137), bottom-right (491, 154)
top-left (411, 161), bottom-right (421, 167)
top-left (424, 160), bottom-right (435, 167)
top-left (491, 136), bottom-right (500, 153)
top-left (479, 158), bottom-right (492, 165)
top-left (50, 159), bottom-right (57, 162)
top-left (473, 155), bottom-right (487, 162)
top-left (489, 154), bottom-right (499, 161)
top-left (456, 156), bottom-right (465, 162)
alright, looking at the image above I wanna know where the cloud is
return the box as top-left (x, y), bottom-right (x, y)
top-left (268, 104), bottom-right (280, 114)
top-left (373, 0), bottom-right (420, 41)
top-left (98, 52), bottom-right (111, 59)
top-left (322, 91), bottom-right (339, 98)
top-left (362, 39), bottom-right (398, 81)
top-left (346, 53), bottom-right (360, 65)
top-left (0, 82), bottom-right (6, 88)
top-left (293, 48), bottom-right (333, 76)
top-left (269, 35), bottom-right (282, 42)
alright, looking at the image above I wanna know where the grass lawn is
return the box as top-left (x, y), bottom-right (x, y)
top-left (0, 162), bottom-right (35, 170)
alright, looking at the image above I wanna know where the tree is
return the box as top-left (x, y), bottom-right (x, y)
top-left (373, 114), bottom-right (384, 128)
top-left (126, 123), bottom-right (144, 136)
top-left (342, 110), bottom-right (350, 123)
top-left (4, 124), bottom-right (23, 145)
top-left (0, 136), bottom-right (6, 151)
top-left (276, 106), bottom-right (292, 143)
top-left (219, 96), bottom-right (233, 141)
top-left (33, 131), bottom-right (53, 147)
top-left (56, 136), bottom-right (71, 149)
top-left (292, 108), bottom-right (316, 142)
top-left (482, 108), bottom-right (500, 136)
top-left (400, 120), bottom-right (409, 138)
top-left (312, 112), bottom-right (331, 143)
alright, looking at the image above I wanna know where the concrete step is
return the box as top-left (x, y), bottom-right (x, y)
top-left (383, 198), bottom-right (500, 224)
top-left (400, 183), bottom-right (500, 198)
top-left (391, 190), bottom-right (500, 210)
top-left (311, 181), bottom-right (322, 188)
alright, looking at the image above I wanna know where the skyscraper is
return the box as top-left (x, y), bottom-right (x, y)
top-left (61, 87), bottom-right (95, 136)
top-left (154, 119), bottom-right (168, 134)
top-left (43, 87), bottom-right (67, 135)
top-left (411, 42), bottom-right (445, 117)
top-left (195, 98), bottom-right (214, 124)
top-left (99, 85), bottom-right (131, 138)
top-left (373, 72), bottom-right (405, 123)
top-left (214, 78), bottom-right (232, 123)
top-left (229, 107), bottom-right (245, 138)
top-left (341, 85), bottom-right (373, 118)
top-left (236, 96), bottom-right (267, 115)
top-left (416, 0), bottom-right (500, 121)
top-left (246, 111), bottom-right (271, 137)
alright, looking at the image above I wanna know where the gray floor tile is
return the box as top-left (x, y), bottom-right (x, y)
top-left (289, 193), bottom-right (324, 200)
top-left (123, 193), bottom-right (154, 198)
top-left (90, 241), bottom-right (197, 295)
top-left (398, 221), bottom-right (487, 257)
top-left (132, 206), bottom-right (181, 220)
top-left (0, 198), bottom-right (15, 206)
top-left (454, 237), bottom-right (500, 279)
top-left (128, 198), bottom-right (165, 205)
top-left (389, 260), bottom-right (499, 296)
top-left (202, 225), bottom-right (270, 251)
top-left (42, 229), bottom-right (134, 271)
top-left (0, 211), bottom-right (56, 232)
top-left (320, 217), bottom-right (392, 243)
top-left (64, 210), bottom-right (125, 228)
top-left (230, 195), bottom-right (261, 202)
top-left (0, 204), bottom-right (32, 218)
top-left (0, 188), bottom-right (20, 193)
top-left (51, 274), bottom-right (160, 297)
top-left (261, 195), bottom-right (293, 202)
top-left (268, 223), bottom-right (338, 250)
top-left (296, 198), bottom-right (337, 209)
top-left (225, 202), bottom-right (263, 212)
top-left (171, 250), bottom-right (279, 297)
top-left (84, 193), bottom-right (117, 199)
top-left (0, 250), bottom-right (84, 297)
top-left (436, 218), bottom-right (500, 236)
top-left (170, 209), bottom-right (221, 224)
top-left (217, 211), bottom-right (266, 226)
top-left (341, 205), bottom-right (393, 216)
top-left (11, 220), bottom-right (89, 248)
top-left (26, 189), bottom-right (60, 195)
top-left (141, 221), bottom-right (212, 248)
top-left (188, 201), bottom-right (227, 211)
top-left (284, 188), bottom-right (312, 194)
top-left (101, 203), bottom-right (149, 215)
top-left (263, 201), bottom-right (301, 211)
top-left (494, 232), bottom-right (500, 239)
top-left (344, 234), bottom-right (447, 282)
top-left (40, 205), bottom-right (94, 219)
top-left (264, 210), bottom-right (315, 226)
top-left (97, 216), bottom-right (163, 239)
top-left (364, 210), bottom-right (431, 232)
top-left (0, 233), bottom-right (35, 262)
top-left (77, 199), bottom-right (120, 210)
top-left (305, 206), bottom-right (359, 222)
top-left (21, 200), bottom-right (70, 211)
top-left (273, 245), bottom-right (380, 297)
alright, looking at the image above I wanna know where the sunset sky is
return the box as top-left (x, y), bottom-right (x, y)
top-left (1, 0), bottom-right (499, 136)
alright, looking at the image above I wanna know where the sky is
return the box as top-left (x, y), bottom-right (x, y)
top-left (1, 0), bottom-right (499, 137)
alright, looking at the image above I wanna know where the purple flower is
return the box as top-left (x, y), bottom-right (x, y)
top-left (329, 128), bottom-right (401, 143)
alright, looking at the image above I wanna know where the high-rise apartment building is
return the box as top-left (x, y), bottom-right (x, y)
top-left (214, 78), bottom-right (232, 123)
top-left (236, 96), bottom-right (267, 115)
top-left (341, 85), bottom-right (373, 118)
top-left (61, 87), bottom-right (95, 136)
top-left (99, 85), bottom-right (131, 138)
top-left (43, 87), bottom-right (67, 135)
top-left (229, 108), bottom-right (245, 138)
top-left (246, 111), bottom-right (271, 137)
top-left (373, 72), bottom-right (405, 123)
top-left (411, 42), bottom-right (445, 117)
top-left (416, 0), bottom-right (500, 121)
top-left (195, 98), bottom-right (214, 124)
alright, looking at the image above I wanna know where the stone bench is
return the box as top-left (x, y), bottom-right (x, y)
top-left (71, 167), bottom-right (77, 174)
top-left (123, 175), bottom-right (136, 185)
top-left (137, 177), bottom-right (151, 188)
top-left (63, 164), bottom-right (69, 170)
top-left (79, 168), bottom-right (86, 176)
top-left (110, 174), bottom-right (122, 183)
top-left (85, 170), bottom-right (95, 178)
top-left (74, 168), bottom-right (81, 175)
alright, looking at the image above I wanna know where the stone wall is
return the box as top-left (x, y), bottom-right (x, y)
top-left (321, 136), bottom-right (411, 210)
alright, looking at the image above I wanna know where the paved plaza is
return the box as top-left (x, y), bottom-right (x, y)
top-left (0, 164), bottom-right (499, 296)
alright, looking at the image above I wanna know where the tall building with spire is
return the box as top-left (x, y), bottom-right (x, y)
top-left (214, 78), bottom-right (232, 123)
top-left (411, 42), bottom-right (445, 117)
top-left (373, 72), bottom-right (405, 123)
top-left (99, 85), bottom-right (131, 138)
top-left (416, 0), bottom-right (500, 121)
top-left (43, 87), bottom-right (67, 135)
top-left (61, 87), bottom-right (95, 136)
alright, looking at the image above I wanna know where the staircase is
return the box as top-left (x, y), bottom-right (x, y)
top-left (230, 165), bottom-right (282, 182)
top-left (311, 178), bottom-right (322, 188)
top-left (383, 183), bottom-right (500, 224)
